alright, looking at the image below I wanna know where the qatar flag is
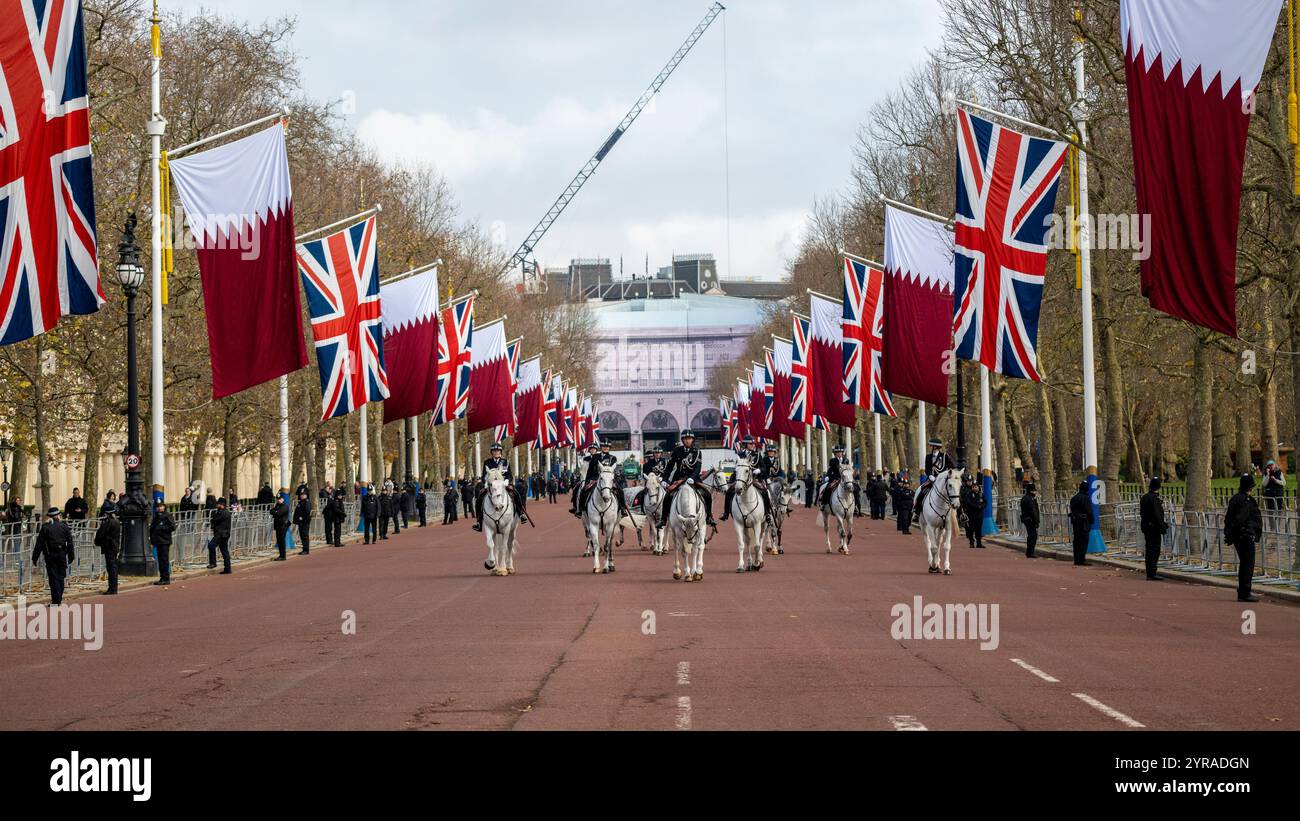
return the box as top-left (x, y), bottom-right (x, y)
top-left (564, 387), bottom-right (578, 447)
top-left (750, 363), bottom-right (768, 441)
top-left (167, 124), bottom-right (305, 398)
top-left (513, 356), bottom-right (543, 447)
top-left (770, 336), bottom-right (802, 438)
top-left (380, 269), bottom-right (440, 420)
top-left (467, 318), bottom-right (512, 434)
top-left (882, 205), bottom-right (955, 407)
top-left (736, 381), bottom-right (751, 441)
top-left (809, 293), bottom-right (855, 426)
top-left (1122, 0), bottom-right (1283, 336)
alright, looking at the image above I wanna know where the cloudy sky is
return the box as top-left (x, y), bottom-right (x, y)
top-left (171, 1), bottom-right (945, 279)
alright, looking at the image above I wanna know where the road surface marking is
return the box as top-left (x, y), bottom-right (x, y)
top-left (888, 715), bottom-right (927, 731)
top-left (676, 661), bottom-right (690, 686)
top-left (1072, 693), bottom-right (1145, 728)
top-left (1010, 658), bottom-right (1060, 683)
top-left (676, 696), bottom-right (692, 730)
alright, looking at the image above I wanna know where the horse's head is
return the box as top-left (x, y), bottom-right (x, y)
top-left (645, 471), bottom-right (662, 495)
top-left (488, 477), bottom-right (509, 509)
top-left (939, 468), bottom-right (963, 501)
top-left (733, 462), bottom-right (752, 486)
top-left (597, 466), bottom-right (615, 499)
top-left (839, 466), bottom-right (855, 487)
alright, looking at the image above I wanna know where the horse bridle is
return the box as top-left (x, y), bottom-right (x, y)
top-left (731, 467), bottom-right (763, 522)
top-left (926, 472), bottom-right (960, 526)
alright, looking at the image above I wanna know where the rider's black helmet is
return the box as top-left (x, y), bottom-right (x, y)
top-left (928, 437), bottom-right (943, 448)
top-left (741, 435), bottom-right (755, 446)
top-left (490, 442), bottom-right (503, 452)
top-left (765, 442), bottom-right (777, 452)
top-left (681, 429), bottom-right (695, 441)
top-left (833, 444), bottom-right (846, 454)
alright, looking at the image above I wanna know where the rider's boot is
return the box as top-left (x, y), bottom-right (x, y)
top-left (720, 487), bottom-right (734, 521)
top-left (472, 496), bottom-right (484, 532)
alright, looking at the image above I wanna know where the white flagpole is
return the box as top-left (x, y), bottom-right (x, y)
top-left (279, 376), bottom-right (290, 494)
top-left (359, 405), bottom-right (369, 484)
top-left (844, 424), bottom-right (853, 468)
top-left (873, 414), bottom-right (883, 472)
top-left (475, 433), bottom-right (482, 470)
top-left (916, 402), bottom-right (927, 475)
top-left (805, 424), bottom-right (812, 473)
top-left (1075, 17), bottom-right (1103, 553)
top-left (410, 417), bottom-right (420, 484)
top-left (979, 366), bottom-right (997, 535)
top-left (148, 3), bottom-right (165, 501)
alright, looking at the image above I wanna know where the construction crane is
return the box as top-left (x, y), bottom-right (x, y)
top-left (505, 2), bottom-right (726, 286)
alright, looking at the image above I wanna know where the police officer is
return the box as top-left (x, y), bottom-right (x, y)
top-left (893, 476), bottom-right (913, 534)
top-left (474, 443), bottom-right (527, 532)
top-left (33, 508), bottom-right (75, 604)
top-left (570, 442), bottom-right (602, 515)
top-left (573, 440), bottom-right (625, 518)
top-left (722, 436), bottom-right (774, 526)
top-left (271, 495), bottom-right (290, 560)
top-left (913, 438), bottom-right (954, 522)
top-left (361, 484), bottom-right (379, 543)
top-left (209, 497), bottom-right (233, 574)
top-left (1225, 473), bottom-right (1263, 602)
top-left (818, 444), bottom-right (855, 514)
top-left (415, 483), bottom-right (428, 527)
top-left (1020, 482), bottom-right (1041, 559)
top-left (1139, 477), bottom-right (1167, 579)
top-left (94, 497), bottom-right (122, 595)
top-left (293, 490), bottom-right (313, 555)
top-left (150, 500), bottom-right (177, 584)
top-left (1069, 480), bottom-right (1094, 566)
top-left (658, 429), bottom-right (716, 529)
top-left (960, 475), bottom-right (984, 548)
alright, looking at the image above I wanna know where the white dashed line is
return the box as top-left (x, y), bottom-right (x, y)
top-left (676, 696), bottom-right (692, 730)
top-left (1072, 693), bottom-right (1145, 728)
top-left (676, 661), bottom-right (691, 686)
top-left (1010, 658), bottom-right (1060, 683)
top-left (888, 715), bottom-right (927, 731)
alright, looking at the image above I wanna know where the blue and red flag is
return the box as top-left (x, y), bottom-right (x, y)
top-left (843, 258), bottom-right (895, 416)
top-left (433, 294), bottom-right (474, 425)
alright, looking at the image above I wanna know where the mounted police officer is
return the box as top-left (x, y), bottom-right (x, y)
top-left (658, 429), bottom-right (716, 530)
top-left (721, 435), bottom-right (774, 527)
top-left (474, 442), bottom-right (528, 532)
top-left (634, 445), bottom-right (667, 512)
top-left (913, 437), bottom-right (955, 523)
top-left (571, 440), bottom-right (627, 519)
top-left (569, 442), bottom-right (601, 514)
top-left (818, 444), bottom-right (858, 515)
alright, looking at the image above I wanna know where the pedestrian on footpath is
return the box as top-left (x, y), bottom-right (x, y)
top-left (1020, 482), bottom-right (1040, 558)
top-left (1224, 473), bottom-right (1263, 603)
top-left (94, 497), bottom-right (121, 594)
top-left (328, 490), bottom-right (345, 546)
top-left (961, 476), bottom-right (984, 549)
top-left (32, 507), bottom-right (74, 604)
top-left (1069, 480), bottom-right (1093, 566)
top-left (209, 498), bottom-right (233, 574)
top-left (271, 496), bottom-right (290, 560)
top-left (1138, 477), bottom-right (1167, 580)
top-left (361, 486), bottom-right (379, 544)
top-left (461, 480), bottom-right (474, 518)
top-left (894, 478), bottom-right (913, 535)
top-left (416, 485), bottom-right (427, 527)
top-left (63, 488), bottom-right (89, 521)
top-left (150, 500), bottom-right (176, 586)
top-left (378, 487), bottom-right (393, 539)
top-left (293, 490), bottom-right (313, 555)
top-left (442, 481), bottom-right (458, 525)
top-left (387, 486), bottom-right (403, 536)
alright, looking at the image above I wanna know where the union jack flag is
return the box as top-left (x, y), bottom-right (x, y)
top-left (563, 387), bottom-right (577, 446)
top-left (493, 337), bottom-right (522, 443)
top-left (539, 370), bottom-right (559, 449)
top-left (720, 397), bottom-right (733, 449)
top-left (843, 258), bottom-right (895, 416)
top-left (952, 108), bottom-right (1066, 382)
top-left (789, 315), bottom-right (827, 431)
top-left (296, 217), bottom-right (388, 420)
top-left (433, 295), bottom-right (474, 425)
top-left (1, 0), bottom-right (102, 346)
top-left (763, 351), bottom-right (776, 433)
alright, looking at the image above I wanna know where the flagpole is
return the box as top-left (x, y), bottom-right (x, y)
top-left (979, 365), bottom-right (998, 535)
top-left (359, 405), bottom-right (369, 484)
top-left (279, 375), bottom-right (290, 495)
top-left (475, 433), bottom-right (482, 471)
top-left (1075, 14), bottom-right (1104, 553)
top-left (167, 109), bottom-right (290, 160)
top-left (873, 413), bottom-right (883, 472)
top-left (147, 2), bottom-right (165, 503)
top-left (294, 205), bottom-right (382, 244)
top-left (916, 402), bottom-right (927, 475)
top-left (408, 417), bottom-right (420, 485)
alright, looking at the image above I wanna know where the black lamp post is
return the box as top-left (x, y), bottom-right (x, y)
top-left (114, 213), bottom-right (155, 576)
top-left (0, 437), bottom-right (12, 506)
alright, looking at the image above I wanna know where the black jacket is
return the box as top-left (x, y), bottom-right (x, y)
top-left (210, 508), bottom-right (232, 539)
top-left (94, 515), bottom-right (121, 558)
top-left (1020, 494), bottom-right (1040, 528)
top-left (1068, 491), bottom-right (1093, 528)
top-left (149, 511), bottom-right (177, 546)
top-left (1224, 492), bottom-right (1262, 545)
top-left (271, 501), bottom-right (290, 532)
top-left (293, 499), bottom-right (313, 526)
top-left (33, 520), bottom-right (75, 564)
top-left (481, 457), bottom-right (512, 482)
top-left (361, 493), bottom-right (379, 518)
top-left (960, 485), bottom-right (983, 517)
top-left (256, 486), bottom-right (276, 505)
top-left (64, 496), bottom-right (89, 520)
top-left (378, 493), bottom-right (394, 516)
top-left (663, 445), bottom-right (703, 485)
top-left (1139, 491), bottom-right (1167, 535)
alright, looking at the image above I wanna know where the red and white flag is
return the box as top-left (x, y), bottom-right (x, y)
top-left (750, 363), bottom-right (768, 441)
top-left (770, 336), bottom-right (803, 438)
top-left (809, 292), bottom-right (855, 426)
top-left (882, 205), bottom-right (955, 407)
top-left (513, 356), bottom-right (542, 447)
top-left (167, 124), bottom-right (305, 398)
top-left (1122, 0), bottom-right (1282, 336)
top-left (577, 395), bottom-right (594, 448)
top-left (380, 269), bottom-right (439, 420)
top-left (564, 386), bottom-right (578, 447)
top-left (467, 318), bottom-right (512, 434)
top-left (736, 381), bottom-right (751, 441)
top-left (493, 337), bottom-right (522, 444)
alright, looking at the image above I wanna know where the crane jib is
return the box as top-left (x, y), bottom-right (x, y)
top-left (596, 129), bottom-right (625, 162)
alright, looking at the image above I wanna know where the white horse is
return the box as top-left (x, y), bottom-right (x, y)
top-left (668, 479), bottom-right (707, 582)
top-left (640, 472), bottom-right (668, 556)
top-left (583, 465), bottom-right (621, 574)
top-left (765, 476), bottom-right (793, 555)
top-left (481, 469), bottom-right (520, 576)
top-left (920, 468), bottom-right (963, 575)
top-left (817, 466), bottom-right (856, 554)
top-left (729, 463), bottom-right (766, 573)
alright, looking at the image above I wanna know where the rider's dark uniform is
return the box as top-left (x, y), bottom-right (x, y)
top-left (634, 452), bottom-right (665, 511)
top-left (658, 442), bottom-right (715, 527)
top-left (722, 447), bottom-right (774, 523)
top-left (572, 450), bottom-right (627, 517)
top-left (475, 455), bottom-right (526, 531)
top-left (913, 449), bottom-right (956, 522)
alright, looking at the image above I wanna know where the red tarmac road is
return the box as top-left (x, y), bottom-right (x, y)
top-left (1, 502), bottom-right (1297, 730)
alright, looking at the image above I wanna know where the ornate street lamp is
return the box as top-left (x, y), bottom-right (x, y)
top-left (113, 213), bottom-right (156, 575)
top-left (0, 437), bottom-right (13, 506)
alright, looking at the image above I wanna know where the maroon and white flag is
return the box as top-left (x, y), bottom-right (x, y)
top-left (168, 124), bottom-right (306, 398)
top-left (809, 293), bottom-right (855, 426)
top-left (882, 205), bottom-right (955, 407)
top-left (467, 318), bottom-right (512, 434)
top-left (380, 269), bottom-right (440, 420)
top-left (770, 336), bottom-right (803, 438)
top-left (749, 363), bottom-right (768, 441)
top-left (513, 356), bottom-right (543, 447)
top-left (1122, 0), bottom-right (1283, 336)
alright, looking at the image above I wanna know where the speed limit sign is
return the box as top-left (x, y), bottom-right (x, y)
top-left (124, 453), bottom-right (141, 471)
top-left (1, 481), bottom-right (9, 492)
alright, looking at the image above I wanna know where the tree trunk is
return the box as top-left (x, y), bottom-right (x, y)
top-left (258, 437), bottom-right (271, 487)
top-left (82, 412), bottom-right (107, 516)
top-left (1184, 338), bottom-right (1214, 511)
top-left (1124, 403), bottom-right (1145, 487)
top-left (190, 425), bottom-right (211, 485)
top-left (393, 421), bottom-right (407, 485)
top-left (990, 380), bottom-right (1015, 522)
top-left (370, 404), bottom-right (384, 484)
top-left (221, 411), bottom-right (239, 498)
top-left (1007, 397), bottom-right (1036, 483)
top-left (1051, 390), bottom-right (1073, 493)
top-left (10, 435), bottom-right (29, 506)
top-left (1036, 383), bottom-right (1056, 499)
top-left (1260, 280), bottom-right (1280, 464)
top-left (1235, 408), bottom-right (1252, 476)
top-left (1094, 257), bottom-right (1127, 503)
top-left (32, 339), bottom-right (52, 519)
top-left (313, 434), bottom-right (328, 494)
top-left (1211, 392), bottom-right (1232, 479)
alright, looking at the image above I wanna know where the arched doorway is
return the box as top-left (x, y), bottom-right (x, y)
top-left (641, 410), bottom-right (680, 454)
top-left (597, 411), bottom-right (631, 449)
top-left (691, 408), bottom-right (723, 449)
